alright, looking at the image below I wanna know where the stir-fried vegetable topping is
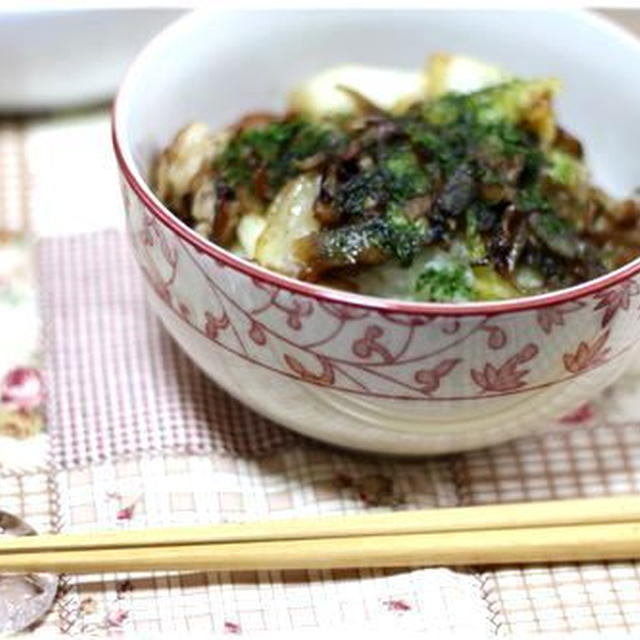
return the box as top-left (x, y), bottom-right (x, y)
top-left (216, 119), bottom-right (344, 200)
top-left (154, 59), bottom-right (640, 302)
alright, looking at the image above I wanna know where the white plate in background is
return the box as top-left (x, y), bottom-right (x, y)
top-left (0, 8), bottom-right (184, 112)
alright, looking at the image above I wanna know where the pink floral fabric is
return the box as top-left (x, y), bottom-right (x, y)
top-left (0, 233), bottom-right (45, 451)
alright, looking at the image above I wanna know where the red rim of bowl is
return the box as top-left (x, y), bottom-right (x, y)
top-left (111, 9), bottom-right (640, 317)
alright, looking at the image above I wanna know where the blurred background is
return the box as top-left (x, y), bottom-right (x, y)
top-left (602, 9), bottom-right (640, 37)
top-left (0, 8), bottom-right (184, 113)
top-left (0, 7), bottom-right (637, 237)
top-left (0, 8), bottom-right (635, 115)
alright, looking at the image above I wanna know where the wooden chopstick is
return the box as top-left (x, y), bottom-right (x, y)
top-left (2, 495), bottom-right (640, 574)
top-left (2, 495), bottom-right (640, 555)
top-left (3, 522), bottom-right (640, 574)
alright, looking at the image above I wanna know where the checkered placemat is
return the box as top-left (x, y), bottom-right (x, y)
top-left (51, 451), bottom-right (492, 637)
top-left (33, 194), bottom-right (640, 638)
top-left (38, 231), bottom-right (298, 469)
top-left (37, 230), bottom-right (494, 636)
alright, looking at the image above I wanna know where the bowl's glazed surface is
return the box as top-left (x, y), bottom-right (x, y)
top-left (113, 10), bottom-right (640, 454)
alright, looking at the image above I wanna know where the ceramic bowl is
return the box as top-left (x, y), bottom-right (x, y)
top-left (112, 10), bottom-right (640, 455)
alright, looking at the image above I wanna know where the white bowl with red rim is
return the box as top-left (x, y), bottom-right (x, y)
top-left (112, 9), bottom-right (640, 455)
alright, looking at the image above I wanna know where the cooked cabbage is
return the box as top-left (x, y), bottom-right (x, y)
top-left (153, 54), bottom-right (640, 303)
top-left (254, 173), bottom-right (322, 277)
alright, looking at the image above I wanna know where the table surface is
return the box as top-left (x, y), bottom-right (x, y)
top-left (1, 9), bottom-right (640, 638)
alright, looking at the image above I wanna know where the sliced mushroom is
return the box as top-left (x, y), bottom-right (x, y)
top-left (294, 219), bottom-right (391, 280)
top-left (154, 123), bottom-right (229, 215)
top-left (528, 211), bottom-right (585, 260)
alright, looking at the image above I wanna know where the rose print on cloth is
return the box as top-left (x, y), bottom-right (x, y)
top-left (0, 235), bottom-right (46, 446)
top-left (106, 609), bottom-right (129, 630)
top-left (107, 492), bottom-right (142, 522)
top-left (334, 472), bottom-right (406, 508)
top-left (383, 599), bottom-right (412, 612)
top-left (0, 366), bottom-right (45, 441)
top-left (69, 581), bottom-right (134, 635)
top-left (560, 402), bottom-right (596, 425)
top-left (1, 367), bottom-right (43, 411)
top-left (224, 621), bottom-right (242, 634)
top-left (471, 344), bottom-right (539, 393)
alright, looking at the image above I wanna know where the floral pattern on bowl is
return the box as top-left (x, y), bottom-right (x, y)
top-left (117, 173), bottom-right (640, 455)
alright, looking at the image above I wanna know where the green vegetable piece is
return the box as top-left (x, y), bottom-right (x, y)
top-left (334, 147), bottom-right (430, 221)
top-left (516, 185), bottom-right (552, 213)
top-left (415, 260), bottom-right (474, 302)
top-left (383, 146), bottom-right (431, 200)
top-left (406, 82), bottom-right (548, 186)
top-left (318, 206), bottom-right (425, 268)
top-left (546, 149), bottom-right (584, 187)
top-left (468, 79), bottom-right (559, 128)
top-left (465, 209), bottom-right (486, 261)
top-left (385, 203), bottom-right (426, 266)
top-left (216, 119), bottom-right (342, 197)
top-left (473, 266), bottom-right (521, 300)
top-left (418, 79), bottom-right (558, 130)
top-left (335, 169), bottom-right (390, 219)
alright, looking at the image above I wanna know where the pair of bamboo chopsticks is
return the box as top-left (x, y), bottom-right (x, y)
top-left (2, 495), bottom-right (640, 574)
